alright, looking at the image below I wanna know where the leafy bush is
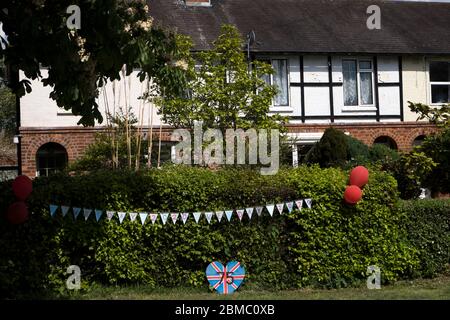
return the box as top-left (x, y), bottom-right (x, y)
top-left (402, 199), bottom-right (450, 277)
top-left (0, 166), bottom-right (421, 297)
top-left (305, 128), bottom-right (349, 167)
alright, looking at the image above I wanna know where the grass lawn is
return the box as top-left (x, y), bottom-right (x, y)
top-left (65, 275), bottom-right (450, 300)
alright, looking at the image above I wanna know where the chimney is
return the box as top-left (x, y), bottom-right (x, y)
top-left (185, 0), bottom-right (211, 7)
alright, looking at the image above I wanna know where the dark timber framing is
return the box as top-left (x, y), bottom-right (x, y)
top-left (373, 56), bottom-right (381, 122)
top-left (299, 56), bottom-right (306, 123)
top-left (328, 56), bottom-right (335, 123)
top-left (398, 56), bottom-right (404, 121)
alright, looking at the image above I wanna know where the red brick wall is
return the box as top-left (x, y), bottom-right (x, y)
top-left (19, 122), bottom-right (439, 178)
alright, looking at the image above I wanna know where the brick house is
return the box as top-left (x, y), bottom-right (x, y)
top-left (17, 0), bottom-right (450, 177)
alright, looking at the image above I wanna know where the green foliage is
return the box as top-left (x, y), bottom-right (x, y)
top-left (402, 199), bottom-right (450, 277)
top-left (0, 86), bottom-right (16, 137)
top-left (408, 101), bottom-right (450, 128)
top-left (346, 135), bottom-right (370, 165)
top-left (0, 166), bottom-right (425, 298)
top-left (158, 24), bottom-right (286, 134)
top-left (1, 0), bottom-right (190, 126)
top-left (383, 152), bottom-right (437, 199)
top-left (305, 128), bottom-right (349, 168)
top-left (419, 128), bottom-right (450, 194)
top-left (368, 144), bottom-right (400, 163)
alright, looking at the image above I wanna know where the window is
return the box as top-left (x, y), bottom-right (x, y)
top-left (36, 143), bottom-right (68, 177)
top-left (430, 61), bottom-right (450, 104)
top-left (260, 59), bottom-right (289, 106)
top-left (343, 59), bottom-right (374, 106)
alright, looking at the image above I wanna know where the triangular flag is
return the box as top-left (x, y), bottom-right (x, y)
top-left (295, 200), bottom-right (303, 211)
top-left (106, 211), bottom-right (115, 221)
top-left (276, 203), bottom-right (285, 215)
top-left (286, 202), bottom-right (294, 213)
top-left (73, 207), bottom-right (81, 219)
top-left (61, 206), bottom-right (70, 217)
top-left (305, 198), bottom-right (313, 208)
top-left (255, 206), bottom-right (264, 217)
top-left (181, 212), bottom-right (189, 224)
top-left (225, 210), bottom-right (233, 222)
top-left (139, 212), bottom-right (148, 225)
top-left (236, 209), bottom-right (245, 221)
top-left (193, 212), bottom-right (202, 223)
top-left (83, 208), bottom-right (92, 221)
top-left (129, 212), bottom-right (138, 222)
top-left (150, 213), bottom-right (158, 224)
top-left (118, 212), bottom-right (126, 223)
top-left (49, 204), bottom-right (59, 217)
top-left (160, 213), bottom-right (169, 225)
top-left (215, 211), bottom-right (224, 222)
top-left (205, 212), bottom-right (213, 224)
top-left (95, 209), bottom-right (103, 222)
top-left (266, 205), bottom-right (275, 217)
top-left (245, 207), bottom-right (254, 220)
top-left (171, 213), bottom-right (179, 224)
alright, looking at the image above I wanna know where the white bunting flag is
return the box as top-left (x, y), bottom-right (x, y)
top-left (193, 212), bottom-right (202, 223)
top-left (171, 213), bottom-right (179, 224)
top-left (225, 210), bottom-right (233, 222)
top-left (83, 208), bottom-right (92, 221)
top-left (295, 200), bottom-right (303, 211)
top-left (61, 206), bottom-right (70, 217)
top-left (150, 213), bottom-right (158, 224)
top-left (286, 202), bottom-right (294, 213)
top-left (266, 205), bottom-right (275, 217)
top-left (139, 212), bottom-right (148, 225)
top-left (73, 207), bottom-right (81, 219)
top-left (305, 198), bottom-right (313, 209)
top-left (215, 211), bottom-right (224, 222)
top-left (181, 213), bottom-right (189, 224)
top-left (245, 207), bottom-right (254, 220)
top-left (106, 211), bottom-right (115, 221)
top-left (255, 206), bottom-right (264, 217)
top-left (276, 203), bottom-right (285, 215)
top-left (236, 209), bottom-right (245, 221)
top-left (95, 209), bottom-right (103, 222)
top-left (118, 212), bottom-right (127, 224)
top-left (129, 212), bottom-right (138, 222)
top-left (160, 213), bottom-right (169, 225)
top-left (205, 212), bottom-right (214, 224)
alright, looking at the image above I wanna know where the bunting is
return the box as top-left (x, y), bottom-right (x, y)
top-left (139, 212), bottom-right (148, 225)
top-left (47, 198), bottom-right (314, 226)
top-left (205, 212), bottom-right (214, 224)
top-left (160, 213), bottom-right (169, 225)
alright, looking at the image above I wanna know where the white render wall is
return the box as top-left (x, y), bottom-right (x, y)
top-left (20, 69), bottom-right (163, 128)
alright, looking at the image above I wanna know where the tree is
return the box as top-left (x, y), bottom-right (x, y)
top-left (158, 24), bottom-right (286, 134)
top-left (305, 128), bottom-right (349, 168)
top-left (0, 86), bottom-right (15, 137)
top-left (0, 0), bottom-right (190, 126)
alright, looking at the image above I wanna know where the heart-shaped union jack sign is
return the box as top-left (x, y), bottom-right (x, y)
top-left (206, 261), bottom-right (245, 294)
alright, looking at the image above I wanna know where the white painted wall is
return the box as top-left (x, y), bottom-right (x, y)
top-left (20, 69), bottom-right (163, 128)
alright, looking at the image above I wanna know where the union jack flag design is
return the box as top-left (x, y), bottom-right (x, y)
top-left (206, 261), bottom-right (245, 295)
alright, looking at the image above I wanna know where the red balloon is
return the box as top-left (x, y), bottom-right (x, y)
top-left (344, 185), bottom-right (363, 205)
top-left (12, 175), bottom-right (33, 201)
top-left (349, 166), bottom-right (369, 188)
top-left (6, 201), bottom-right (29, 225)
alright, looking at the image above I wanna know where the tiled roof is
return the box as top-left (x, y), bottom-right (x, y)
top-left (150, 0), bottom-right (450, 54)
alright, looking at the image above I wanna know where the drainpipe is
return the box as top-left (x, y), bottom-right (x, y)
top-left (10, 66), bottom-right (22, 175)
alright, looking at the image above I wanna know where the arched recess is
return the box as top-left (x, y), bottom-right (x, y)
top-left (373, 136), bottom-right (398, 150)
top-left (36, 142), bottom-right (68, 177)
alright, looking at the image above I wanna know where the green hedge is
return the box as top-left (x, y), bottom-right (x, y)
top-left (0, 166), bottom-right (421, 297)
top-left (402, 199), bottom-right (450, 278)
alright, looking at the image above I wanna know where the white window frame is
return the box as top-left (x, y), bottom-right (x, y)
top-left (257, 56), bottom-right (291, 110)
top-left (342, 58), bottom-right (376, 112)
top-left (429, 60), bottom-right (450, 106)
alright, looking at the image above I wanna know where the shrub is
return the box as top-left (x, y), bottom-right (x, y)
top-left (305, 128), bottom-right (349, 167)
top-left (0, 166), bottom-right (419, 297)
top-left (401, 199), bottom-right (450, 277)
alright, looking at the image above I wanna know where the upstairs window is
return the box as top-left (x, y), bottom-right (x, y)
top-left (343, 59), bottom-right (374, 107)
top-left (260, 59), bottom-right (289, 106)
top-left (430, 61), bottom-right (450, 104)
